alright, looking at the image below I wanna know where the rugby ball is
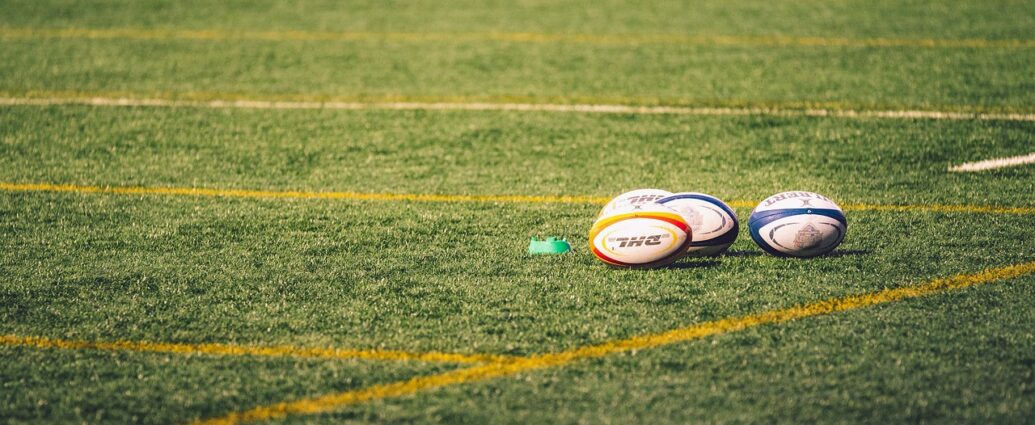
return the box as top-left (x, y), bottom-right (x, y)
top-left (597, 188), bottom-right (673, 219)
top-left (748, 191), bottom-right (847, 258)
top-left (657, 192), bottom-right (739, 257)
top-left (589, 203), bottom-right (692, 268)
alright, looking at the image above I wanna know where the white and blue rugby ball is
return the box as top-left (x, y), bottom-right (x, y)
top-left (748, 191), bottom-right (847, 258)
top-left (657, 192), bottom-right (739, 257)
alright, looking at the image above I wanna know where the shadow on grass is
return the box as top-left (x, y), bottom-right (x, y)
top-left (723, 250), bottom-right (765, 258)
top-left (666, 260), bottom-right (722, 269)
top-left (723, 249), bottom-right (871, 258)
top-left (824, 249), bottom-right (872, 258)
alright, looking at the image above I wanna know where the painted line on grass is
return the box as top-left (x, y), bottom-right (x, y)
top-left (837, 202), bottom-right (1035, 215)
top-left (2, 96), bottom-right (1034, 122)
top-left (3, 27), bottom-right (1034, 49)
top-left (949, 152), bottom-right (1035, 172)
top-left (192, 260), bottom-right (1035, 425)
top-left (0, 334), bottom-right (511, 364)
top-left (0, 182), bottom-right (612, 205)
top-left (2, 181), bottom-right (1034, 216)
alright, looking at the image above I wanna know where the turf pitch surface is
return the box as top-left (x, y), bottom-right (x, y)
top-left (1, 1), bottom-right (1034, 424)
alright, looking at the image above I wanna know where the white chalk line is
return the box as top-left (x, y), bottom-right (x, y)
top-left (950, 152), bottom-right (1035, 172)
top-left (1, 96), bottom-right (1034, 122)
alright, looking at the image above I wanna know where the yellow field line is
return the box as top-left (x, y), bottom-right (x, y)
top-left (0, 334), bottom-right (511, 364)
top-left (2, 182), bottom-right (1034, 216)
top-left (0, 182), bottom-right (611, 205)
top-left (838, 202), bottom-right (1035, 215)
top-left (2, 27), bottom-right (1034, 49)
top-left (192, 260), bottom-right (1035, 425)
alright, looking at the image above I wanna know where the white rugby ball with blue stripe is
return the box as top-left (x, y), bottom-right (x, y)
top-left (657, 192), bottom-right (739, 257)
top-left (748, 191), bottom-right (847, 258)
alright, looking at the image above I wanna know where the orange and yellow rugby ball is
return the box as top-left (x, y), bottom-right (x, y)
top-left (588, 204), bottom-right (693, 268)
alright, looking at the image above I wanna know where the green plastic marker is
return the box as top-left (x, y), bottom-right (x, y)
top-left (528, 237), bottom-right (571, 255)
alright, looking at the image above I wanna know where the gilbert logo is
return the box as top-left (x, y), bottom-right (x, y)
top-left (763, 191), bottom-right (830, 207)
top-left (610, 234), bottom-right (668, 247)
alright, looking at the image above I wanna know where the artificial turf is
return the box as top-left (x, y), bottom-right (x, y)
top-left (1, 0), bottom-right (1034, 424)
top-left (2, 1), bottom-right (1035, 111)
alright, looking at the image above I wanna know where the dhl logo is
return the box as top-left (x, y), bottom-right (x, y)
top-left (624, 195), bottom-right (667, 205)
top-left (609, 234), bottom-right (669, 248)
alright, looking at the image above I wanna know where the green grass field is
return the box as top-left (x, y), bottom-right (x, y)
top-left (2, 1), bottom-right (1034, 424)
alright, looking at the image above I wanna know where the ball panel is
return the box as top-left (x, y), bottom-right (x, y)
top-left (768, 221), bottom-right (845, 254)
top-left (749, 213), bottom-right (846, 258)
top-left (634, 240), bottom-right (697, 268)
top-left (658, 192), bottom-right (739, 256)
top-left (598, 188), bottom-right (673, 218)
top-left (683, 205), bottom-right (739, 246)
top-left (658, 193), bottom-right (738, 219)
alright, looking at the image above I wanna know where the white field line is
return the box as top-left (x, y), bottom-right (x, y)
top-left (1, 96), bottom-right (1034, 122)
top-left (949, 152), bottom-right (1035, 172)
